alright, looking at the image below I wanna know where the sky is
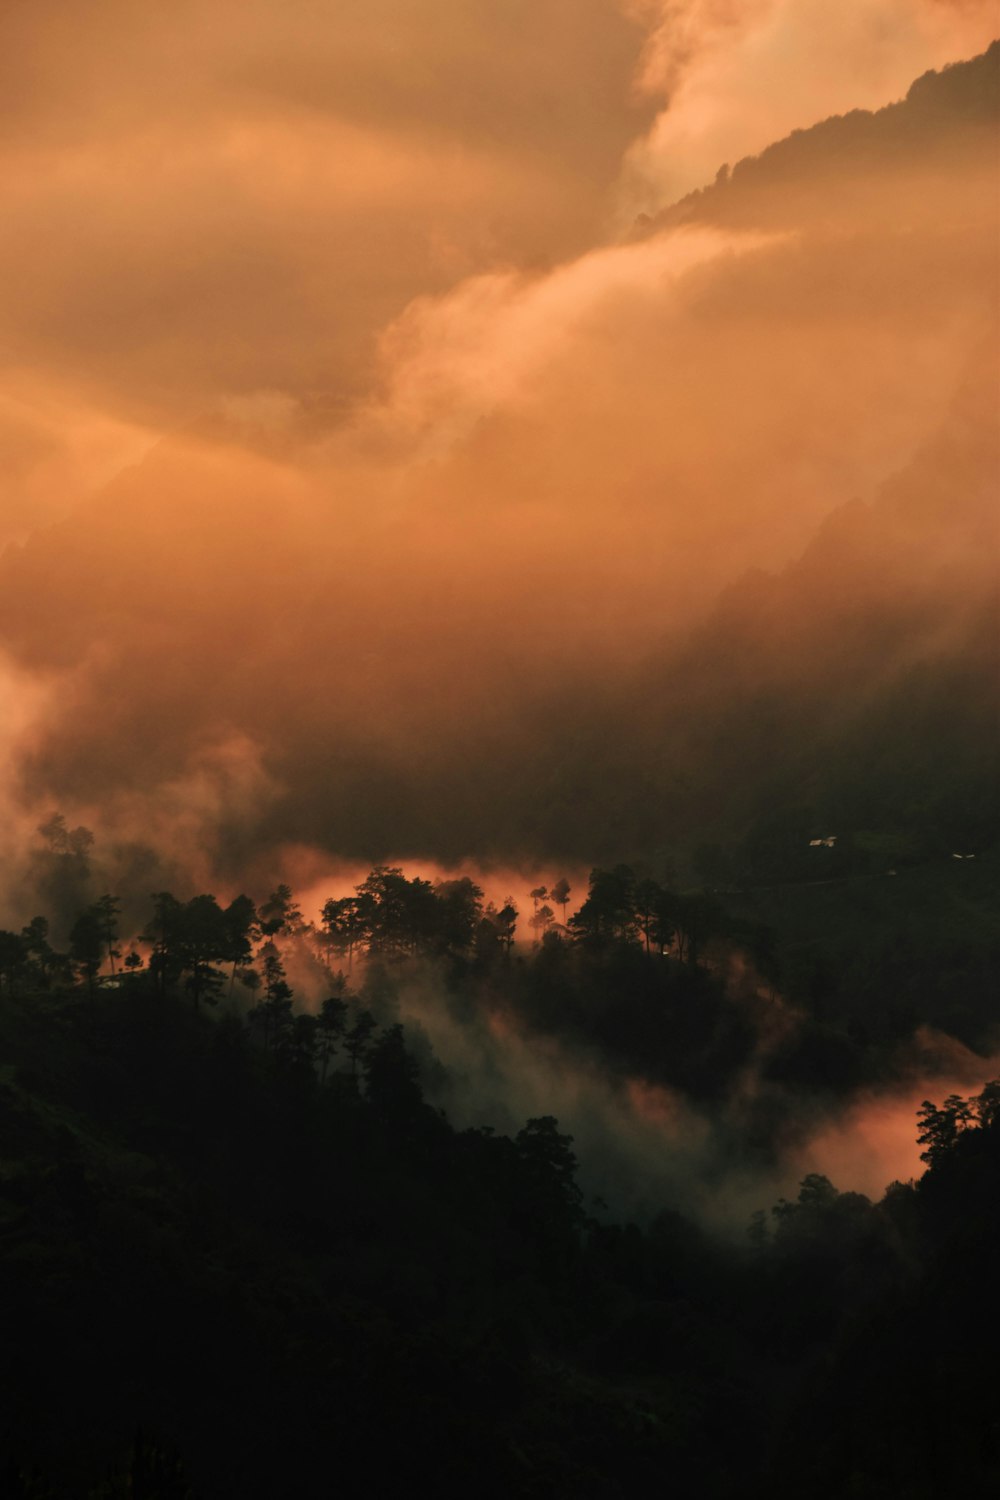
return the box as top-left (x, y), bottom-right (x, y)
top-left (0, 0), bottom-right (996, 893)
top-left (0, 0), bottom-right (994, 540)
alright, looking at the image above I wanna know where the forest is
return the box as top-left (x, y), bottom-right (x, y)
top-left (0, 839), bottom-right (998, 1496)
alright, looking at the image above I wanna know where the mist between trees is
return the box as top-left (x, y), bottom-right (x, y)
top-left (3, 831), bottom-right (998, 1230)
top-left (1, 839), bottom-right (998, 1496)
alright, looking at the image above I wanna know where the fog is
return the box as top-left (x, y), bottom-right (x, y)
top-left (0, 10), bottom-right (996, 1225)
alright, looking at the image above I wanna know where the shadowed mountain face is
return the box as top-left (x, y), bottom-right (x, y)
top-left (604, 337), bottom-right (1000, 862)
top-left (0, 45), bottom-right (996, 888)
top-left (641, 40), bottom-right (1000, 237)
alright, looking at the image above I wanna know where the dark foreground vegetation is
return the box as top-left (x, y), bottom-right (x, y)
top-left (1, 853), bottom-right (998, 1498)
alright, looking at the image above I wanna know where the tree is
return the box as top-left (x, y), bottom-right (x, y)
top-left (495, 899), bottom-right (518, 956)
top-left (20, 916), bottom-right (57, 988)
top-left (316, 992), bottom-right (349, 1082)
top-left (175, 895), bottom-right (229, 1011)
top-left (258, 884), bottom-right (306, 938)
top-left (94, 894), bottom-right (122, 978)
top-left (38, 812), bottom-right (94, 860)
top-left (343, 1007), bottom-right (378, 1085)
top-left (354, 866), bottom-right (437, 958)
top-left (37, 811), bottom-right (70, 852)
top-left (649, 888), bottom-right (676, 957)
top-left (221, 894), bottom-right (257, 992)
top-left (249, 941), bottom-right (294, 1051)
top-left (549, 877), bottom-right (571, 930)
top-left (773, 1173), bottom-right (840, 1223)
top-left (974, 1079), bottom-right (1000, 1129)
top-left (33, 815), bottom-right (95, 921)
top-left (321, 895), bottom-right (366, 971)
top-left (515, 1116), bottom-right (585, 1266)
top-left (916, 1093), bottom-right (976, 1167)
top-left (364, 1024), bottom-right (424, 1121)
top-left (69, 905), bottom-right (104, 1002)
top-left (143, 892), bottom-right (185, 997)
top-left (529, 904), bottom-right (555, 945)
top-left (569, 866), bottom-right (638, 947)
top-left (633, 879), bottom-right (663, 954)
top-left (433, 877), bottom-right (485, 954)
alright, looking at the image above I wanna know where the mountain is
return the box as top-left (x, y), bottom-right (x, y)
top-left (637, 41), bottom-right (999, 237)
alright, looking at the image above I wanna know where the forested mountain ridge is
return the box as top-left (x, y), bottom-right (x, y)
top-left (0, 885), bottom-right (997, 1497)
top-left (609, 334), bottom-right (1000, 860)
top-left (638, 40), bottom-right (1000, 237)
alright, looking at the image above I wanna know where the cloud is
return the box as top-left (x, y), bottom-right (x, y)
top-left (0, 16), bottom-right (993, 886)
top-left (0, 0), bottom-right (656, 481)
top-left (3, 2), bottom-right (991, 546)
top-left (625, 0), bottom-right (999, 212)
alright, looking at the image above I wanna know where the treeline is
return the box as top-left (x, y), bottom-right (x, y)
top-left (6, 844), bottom-right (999, 1163)
top-left (0, 858), bottom-right (763, 1003)
top-left (1, 832), bottom-right (998, 1494)
top-left (0, 858), bottom-right (788, 1142)
top-left (0, 931), bottom-right (996, 1497)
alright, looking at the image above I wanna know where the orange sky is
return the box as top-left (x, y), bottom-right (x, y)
top-left (0, 2), bottom-right (996, 895)
top-left (0, 0), bottom-right (994, 540)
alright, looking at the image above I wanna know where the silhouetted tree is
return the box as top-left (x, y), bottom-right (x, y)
top-left (221, 894), bottom-right (257, 992)
top-left (143, 892), bottom-right (185, 997)
top-left (175, 895), bottom-right (229, 1011)
top-left (321, 895), bottom-right (366, 970)
top-left (343, 1007), bottom-right (378, 1085)
top-left (69, 905), bottom-right (104, 1002)
top-left (917, 1093), bottom-right (976, 1166)
top-left (529, 903), bottom-right (555, 945)
top-left (94, 894), bottom-right (122, 978)
top-left (364, 1023), bottom-right (424, 1122)
top-left (20, 916), bottom-right (57, 988)
top-left (974, 1079), bottom-right (1000, 1128)
top-left (258, 884), bottom-right (305, 938)
top-left (316, 992), bottom-right (349, 1082)
top-left (569, 866), bottom-right (638, 947)
top-left (633, 879), bottom-right (662, 954)
top-left (433, 877), bottom-right (484, 954)
top-left (355, 866), bottom-right (437, 958)
top-left (250, 941), bottom-right (294, 1050)
top-left (496, 899), bottom-right (518, 955)
top-left (549, 877), bottom-right (571, 929)
top-left (515, 1116), bottom-right (585, 1270)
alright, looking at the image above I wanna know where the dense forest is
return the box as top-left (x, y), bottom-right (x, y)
top-left (1, 840), bottom-right (997, 1496)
